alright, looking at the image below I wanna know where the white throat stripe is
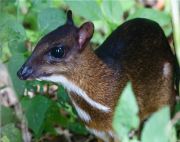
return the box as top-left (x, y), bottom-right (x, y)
top-left (40, 75), bottom-right (110, 112)
top-left (72, 101), bottom-right (91, 122)
top-left (86, 127), bottom-right (110, 142)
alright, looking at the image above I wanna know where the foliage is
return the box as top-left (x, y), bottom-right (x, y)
top-left (113, 83), bottom-right (139, 141)
top-left (113, 83), bottom-right (177, 142)
top-left (1, 123), bottom-right (22, 142)
top-left (0, 0), bottom-right (179, 142)
top-left (141, 107), bottom-right (172, 142)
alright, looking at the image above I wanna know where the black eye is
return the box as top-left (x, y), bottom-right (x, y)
top-left (50, 46), bottom-right (64, 58)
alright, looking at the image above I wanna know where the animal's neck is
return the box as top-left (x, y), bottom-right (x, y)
top-left (67, 45), bottom-right (121, 109)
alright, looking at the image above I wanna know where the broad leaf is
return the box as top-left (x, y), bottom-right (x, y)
top-left (1, 135), bottom-right (10, 142)
top-left (102, 0), bottom-right (123, 24)
top-left (38, 8), bottom-right (66, 34)
top-left (141, 107), bottom-right (170, 142)
top-left (57, 86), bottom-right (70, 104)
top-left (1, 123), bottom-right (22, 142)
top-left (21, 95), bottom-right (51, 137)
top-left (65, 0), bottom-right (102, 21)
top-left (44, 100), bottom-right (87, 135)
top-left (43, 102), bottom-right (68, 134)
top-left (127, 8), bottom-right (172, 36)
top-left (0, 105), bottom-right (16, 126)
top-left (113, 82), bottom-right (139, 141)
top-left (68, 122), bottom-right (88, 135)
top-left (6, 43), bottom-right (27, 97)
top-left (0, 13), bottom-right (27, 96)
top-left (0, 13), bottom-right (26, 43)
top-left (120, 0), bottom-right (135, 12)
top-left (31, 0), bottom-right (53, 12)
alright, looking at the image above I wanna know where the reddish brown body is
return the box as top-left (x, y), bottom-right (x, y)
top-left (17, 11), bottom-right (177, 142)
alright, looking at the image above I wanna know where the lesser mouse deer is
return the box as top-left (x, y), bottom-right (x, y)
top-left (17, 10), bottom-right (178, 142)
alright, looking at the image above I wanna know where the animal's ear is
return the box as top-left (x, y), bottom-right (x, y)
top-left (66, 10), bottom-right (74, 25)
top-left (77, 22), bottom-right (94, 51)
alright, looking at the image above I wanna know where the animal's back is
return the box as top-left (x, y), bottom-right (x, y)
top-left (95, 18), bottom-right (176, 120)
top-left (95, 18), bottom-right (173, 68)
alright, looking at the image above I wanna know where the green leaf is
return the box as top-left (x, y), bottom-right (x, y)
top-left (127, 8), bottom-right (172, 36)
top-left (0, 42), bottom-right (11, 62)
top-left (92, 20), bottom-right (109, 44)
top-left (1, 135), bottom-right (10, 142)
top-left (169, 126), bottom-right (177, 142)
top-left (120, 0), bottom-right (135, 12)
top-left (44, 100), bottom-right (87, 135)
top-left (6, 43), bottom-right (27, 96)
top-left (0, 105), bottom-right (16, 126)
top-left (43, 102), bottom-right (68, 134)
top-left (141, 107), bottom-right (170, 142)
top-left (21, 95), bottom-right (51, 137)
top-left (38, 8), bottom-right (66, 34)
top-left (130, 139), bottom-right (139, 142)
top-left (26, 29), bottom-right (41, 44)
top-left (57, 86), bottom-right (70, 103)
top-left (101, 0), bottom-right (123, 24)
top-left (65, 0), bottom-right (102, 21)
top-left (113, 82), bottom-right (139, 141)
top-left (0, 13), bottom-right (26, 43)
top-left (174, 103), bottom-right (180, 136)
top-left (1, 15), bottom-right (27, 96)
top-left (68, 122), bottom-right (88, 135)
top-left (1, 123), bottom-right (22, 142)
top-left (31, 0), bottom-right (53, 12)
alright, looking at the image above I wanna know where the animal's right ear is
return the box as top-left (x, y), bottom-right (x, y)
top-left (77, 22), bottom-right (94, 51)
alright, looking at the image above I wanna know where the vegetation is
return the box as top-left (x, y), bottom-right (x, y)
top-left (0, 0), bottom-right (179, 142)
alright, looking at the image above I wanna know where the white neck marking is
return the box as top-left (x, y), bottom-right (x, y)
top-left (40, 75), bottom-right (110, 112)
top-left (86, 127), bottom-right (111, 142)
top-left (71, 100), bottom-right (91, 122)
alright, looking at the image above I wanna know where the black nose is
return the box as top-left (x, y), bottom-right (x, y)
top-left (17, 65), bottom-right (33, 80)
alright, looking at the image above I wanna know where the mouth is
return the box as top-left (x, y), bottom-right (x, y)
top-left (17, 73), bottom-right (36, 80)
top-left (17, 69), bottom-right (52, 81)
top-left (35, 73), bottom-right (53, 82)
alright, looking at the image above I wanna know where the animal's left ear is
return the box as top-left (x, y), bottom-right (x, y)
top-left (66, 10), bottom-right (74, 25)
top-left (77, 22), bottom-right (94, 51)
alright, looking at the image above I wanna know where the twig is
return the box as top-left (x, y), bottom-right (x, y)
top-left (171, 112), bottom-right (180, 126)
top-left (171, 0), bottom-right (180, 63)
